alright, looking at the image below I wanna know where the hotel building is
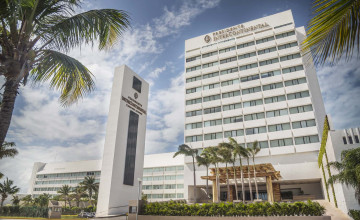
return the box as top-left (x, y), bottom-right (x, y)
top-left (183, 10), bottom-right (327, 202)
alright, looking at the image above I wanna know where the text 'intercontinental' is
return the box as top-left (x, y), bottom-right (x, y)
top-left (211, 22), bottom-right (270, 42)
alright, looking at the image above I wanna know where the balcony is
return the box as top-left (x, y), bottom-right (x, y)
top-left (185, 80), bottom-right (202, 89)
top-left (295, 142), bottom-right (320, 153)
top-left (256, 41), bottom-right (276, 51)
top-left (266, 115), bottom-right (290, 125)
top-left (264, 102), bottom-right (287, 112)
top-left (276, 35), bottom-right (297, 46)
top-left (202, 65), bottom-right (219, 74)
top-left (267, 130), bottom-right (292, 140)
top-left (202, 56), bottom-right (219, 65)
top-left (185, 48), bottom-right (201, 58)
top-left (218, 50), bottom-right (237, 60)
top-left (185, 115), bottom-right (202, 124)
top-left (254, 29), bottom-right (274, 39)
top-left (242, 105), bottom-right (264, 115)
top-left (185, 59), bottom-right (201, 68)
top-left (259, 63), bottom-right (281, 73)
top-left (270, 145), bottom-right (295, 155)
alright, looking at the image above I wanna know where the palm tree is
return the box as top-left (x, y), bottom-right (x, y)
top-left (71, 186), bottom-right (86, 207)
top-left (80, 176), bottom-right (99, 205)
top-left (196, 150), bottom-right (212, 199)
top-left (174, 144), bottom-right (198, 202)
top-left (57, 185), bottom-right (72, 208)
top-left (33, 193), bottom-right (51, 207)
top-left (302, 0), bottom-right (360, 65)
top-left (0, 0), bottom-right (130, 147)
top-left (204, 146), bottom-right (221, 202)
top-left (245, 151), bottom-right (253, 201)
top-left (11, 195), bottom-right (20, 206)
top-left (218, 143), bottom-right (234, 202)
top-left (0, 142), bottom-right (18, 159)
top-left (0, 177), bottom-right (20, 208)
top-left (247, 141), bottom-right (260, 200)
top-left (21, 195), bottom-right (33, 206)
top-left (229, 137), bottom-right (247, 202)
top-left (328, 147), bottom-right (360, 204)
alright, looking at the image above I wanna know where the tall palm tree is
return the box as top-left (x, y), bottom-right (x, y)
top-left (302, 0), bottom-right (360, 65)
top-left (33, 193), bottom-right (51, 207)
top-left (245, 151), bottom-right (253, 201)
top-left (247, 141), bottom-right (260, 200)
top-left (0, 0), bottom-right (130, 147)
top-left (204, 146), bottom-right (221, 202)
top-left (80, 176), bottom-right (99, 205)
top-left (174, 144), bottom-right (198, 202)
top-left (196, 150), bottom-right (212, 199)
top-left (0, 142), bottom-right (18, 178)
top-left (229, 137), bottom-right (247, 202)
top-left (218, 143), bottom-right (234, 202)
top-left (57, 184), bottom-right (72, 208)
top-left (11, 195), bottom-right (20, 206)
top-left (21, 195), bottom-right (33, 206)
top-left (328, 147), bottom-right (360, 204)
top-left (0, 177), bottom-right (19, 208)
top-left (71, 186), bottom-right (86, 207)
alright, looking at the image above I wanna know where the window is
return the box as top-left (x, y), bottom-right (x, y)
top-left (203, 94), bottom-right (221, 102)
top-left (246, 141), bottom-right (269, 149)
top-left (268, 123), bottom-right (291, 132)
top-left (260, 58), bottom-right (279, 66)
top-left (238, 52), bottom-right (256, 59)
top-left (223, 116), bottom-right (243, 124)
top-left (152, 185), bottom-right (163, 189)
top-left (186, 86), bottom-right (202, 94)
top-left (355, 135), bottom-right (359, 143)
top-left (262, 82), bottom-right (283, 91)
top-left (202, 61), bottom-right (218, 68)
top-left (222, 90), bottom-right (241, 98)
top-left (292, 119), bottom-right (316, 129)
top-left (185, 135), bottom-right (203, 142)
top-left (204, 132), bottom-right (223, 140)
top-left (185, 122), bottom-right (202, 130)
top-left (343, 137), bottom-right (347, 144)
top-left (186, 98), bottom-right (202, 105)
top-left (261, 70), bottom-right (281, 78)
top-left (237, 41), bottom-right (255, 49)
top-left (266, 109), bottom-right (288, 118)
top-left (152, 194), bottom-right (163, 199)
top-left (280, 53), bottom-right (301, 62)
top-left (177, 184), bottom-right (184, 189)
top-left (244, 112), bottom-right (265, 121)
top-left (282, 65), bottom-right (304, 74)
top-left (295, 135), bottom-right (320, 145)
top-left (165, 184), bottom-right (176, 189)
top-left (164, 175), bottom-right (176, 180)
top-left (152, 176), bottom-right (164, 181)
top-left (239, 62), bottom-right (258, 71)
top-left (221, 67), bottom-right (238, 75)
top-left (278, 42), bottom-right (298, 50)
top-left (270, 138), bottom-right (293, 147)
top-left (203, 71), bottom-right (219, 79)
top-left (177, 166), bottom-right (184, 171)
top-left (186, 110), bottom-right (202, 117)
top-left (203, 106), bottom-right (221, 114)
top-left (275, 30), bottom-right (295, 39)
top-left (186, 55), bottom-right (201, 62)
top-left (220, 56), bottom-right (237, 64)
top-left (258, 47), bottom-right (276, 55)
top-left (224, 129), bottom-right (244, 138)
top-left (242, 86), bottom-right (261, 95)
top-left (256, 36), bottom-right (275, 44)
top-left (165, 167), bottom-right (176, 172)
top-left (204, 119), bottom-right (222, 127)
top-left (177, 193), bottom-right (184, 198)
top-left (223, 103), bottom-right (242, 111)
top-left (132, 76), bottom-right (142, 93)
top-left (285, 78), bottom-right (307, 87)
top-left (240, 74), bottom-right (259, 82)
top-left (203, 83), bottom-right (220, 90)
top-left (289, 105), bottom-right (313, 114)
top-left (246, 126), bottom-right (267, 135)
top-left (153, 167), bottom-right (164, 172)
top-left (264, 95), bottom-right (286, 104)
top-left (143, 168), bottom-right (153, 173)
top-left (186, 65), bottom-right (201, 73)
top-left (186, 75), bottom-right (202, 83)
top-left (274, 22), bottom-right (293, 29)
top-left (243, 99), bottom-right (263, 108)
top-left (219, 46), bottom-right (236, 54)
top-left (202, 50), bottom-right (218, 58)
top-left (287, 91), bottom-right (310, 100)
top-left (349, 136), bottom-right (353, 144)
top-left (221, 78), bottom-right (240, 86)
top-left (164, 194), bottom-right (176, 199)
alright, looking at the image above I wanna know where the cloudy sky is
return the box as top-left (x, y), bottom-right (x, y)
top-left (1, 0), bottom-right (359, 193)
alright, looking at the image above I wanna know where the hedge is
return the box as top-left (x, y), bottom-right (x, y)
top-left (141, 200), bottom-right (325, 217)
top-left (0, 206), bottom-right (48, 218)
top-left (349, 210), bottom-right (360, 220)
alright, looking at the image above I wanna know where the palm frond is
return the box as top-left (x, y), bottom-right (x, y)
top-left (31, 49), bottom-right (94, 106)
top-left (0, 141), bottom-right (18, 159)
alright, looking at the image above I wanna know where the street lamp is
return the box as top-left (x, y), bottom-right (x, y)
top-left (136, 178), bottom-right (142, 220)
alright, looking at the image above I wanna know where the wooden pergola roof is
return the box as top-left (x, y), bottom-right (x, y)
top-left (201, 163), bottom-right (281, 183)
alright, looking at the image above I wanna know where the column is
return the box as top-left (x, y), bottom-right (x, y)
top-left (266, 176), bottom-right (274, 203)
top-left (212, 180), bottom-right (218, 203)
top-left (228, 185), bottom-right (235, 202)
top-left (273, 183), bottom-right (281, 202)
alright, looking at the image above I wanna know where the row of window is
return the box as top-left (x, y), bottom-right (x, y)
top-left (143, 166), bottom-right (184, 173)
top-left (343, 135), bottom-right (360, 144)
top-left (142, 184), bottom-right (184, 190)
top-left (36, 171), bottom-right (100, 179)
top-left (186, 64), bottom-right (303, 84)
top-left (144, 193), bottom-right (184, 199)
top-left (186, 31), bottom-right (296, 63)
top-left (35, 178), bottom-right (100, 185)
top-left (142, 175), bottom-right (184, 181)
top-left (186, 51), bottom-right (301, 73)
top-left (34, 187), bottom-right (75, 192)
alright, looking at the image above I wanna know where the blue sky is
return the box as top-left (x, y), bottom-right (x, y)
top-left (1, 0), bottom-right (359, 193)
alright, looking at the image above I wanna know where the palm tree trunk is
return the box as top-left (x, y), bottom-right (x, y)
top-left (232, 162), bottom-right (239, 201)
top-left (247, 158), bottom-right (253, 201)
top-left (217, 164), bottom-right (220, 201)
top-left (192, 156), bottom-right (197, 203)
top-left (225, 163), bottom-right (230, 202)
top-left (206, 166), bottom-right (209, 199)
top-left (0, 81), bottom-right (20, 147)
top-left (240, 159), bottom-right (245, 202)
top-left (252, 157), bottom-right (259, 200)
top-left (64, 200), bottom-right (67, 208)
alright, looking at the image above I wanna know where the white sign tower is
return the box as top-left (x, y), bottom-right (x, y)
top-left (96, 65), bottom-right (149, 217)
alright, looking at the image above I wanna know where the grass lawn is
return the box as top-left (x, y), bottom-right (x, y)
top-left (0, 215), bottom-right (85, 219)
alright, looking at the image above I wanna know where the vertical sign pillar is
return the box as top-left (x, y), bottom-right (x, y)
top-left (96, 65), bottom-right (149, 217)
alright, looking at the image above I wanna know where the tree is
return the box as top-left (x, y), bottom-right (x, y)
top-left (229, 137), bottom-right (247, 202)
top-left (11, 195), bottom-right (20, 206)
top-left (71, 186), bottom-right (86, 207)
top-left (57, 185), bottom-right (72, 208)
top-left (33, 193), bottom-right (51, 207)
top-left (196, 150), bottom-right (212, 199)
top-left (80, 176), bottom-right (99, 205)
top-left (203, 146), bottom-right (221, 202)
top-left (328, 147), bottom-right (360, 204)
top-left (247, 141), bottom-right (260, 200)
top-left (302, 0), bottom-right (360, 65)
top-left (173, 144), bottom-right (198, 203)
top-left (244, 150), bottom-right (253, 201)
top-left (0, 0), bottom-right (130, 147)
top-left (218, 143), bottom-right (234, 202)
top-left (21, 195), bottom-right (33, 206)
top-left (0, 142), bottom-right (18, 179)
top-left (0, 177), bottom-right (19, 208)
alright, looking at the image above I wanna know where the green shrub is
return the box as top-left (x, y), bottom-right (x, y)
top-left (141, 200), bottom-right (325, 217)
top-left (349, 210), bottom-right (360, 220)
top-left (0, 206), bottom-right (48, 218)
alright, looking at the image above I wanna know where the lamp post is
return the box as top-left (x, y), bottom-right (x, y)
top-left (136, 178), bottom-right (142, 220)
